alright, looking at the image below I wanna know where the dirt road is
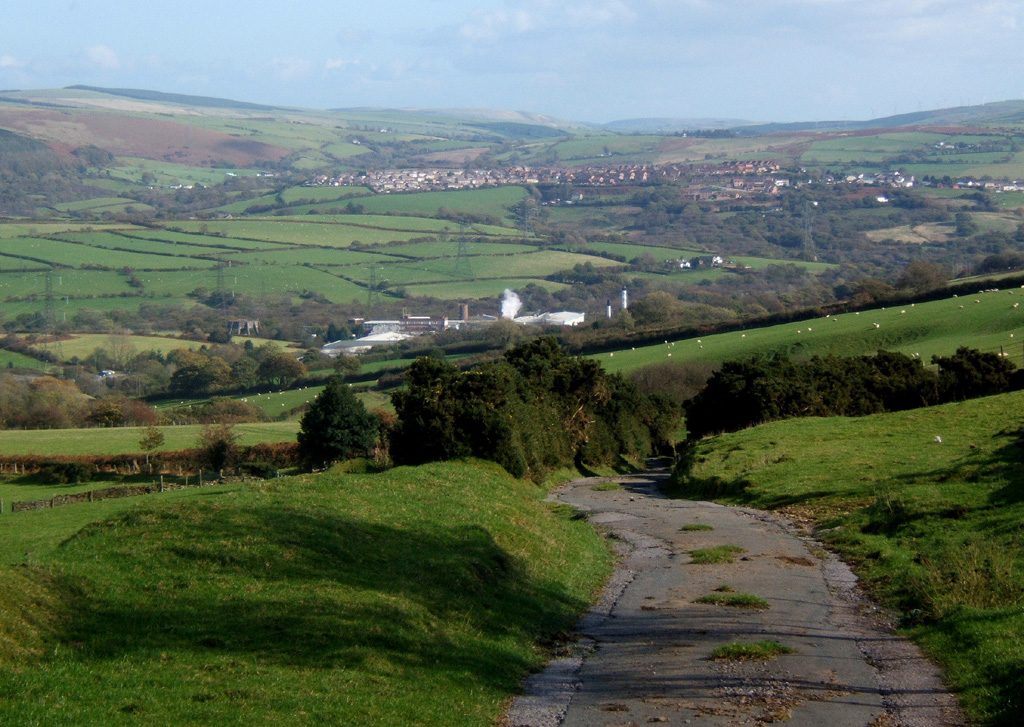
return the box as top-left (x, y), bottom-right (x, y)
top-left (505, 472), bottom-right (964, 727)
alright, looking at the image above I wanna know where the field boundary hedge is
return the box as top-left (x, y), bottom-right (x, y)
top-left (0, 442), bottom-right (299, 478)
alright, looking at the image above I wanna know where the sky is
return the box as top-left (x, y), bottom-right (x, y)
top-left (1, 0), bottom-right (1021, 124)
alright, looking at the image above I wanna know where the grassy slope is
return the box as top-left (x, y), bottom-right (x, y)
top-left (597, 289), bottom-right (1024, 375)
top-left (672, 392), bottom-right (1024, 724)
top-left (0, 460), bottom-right (611, 725)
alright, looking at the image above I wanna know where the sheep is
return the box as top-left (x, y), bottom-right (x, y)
top-left (873, 323), bottom-right (880, 329)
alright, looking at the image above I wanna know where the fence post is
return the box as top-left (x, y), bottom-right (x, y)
top-left (159, 475), bottom-right (164, 493)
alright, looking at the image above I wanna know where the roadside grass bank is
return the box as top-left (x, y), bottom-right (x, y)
top-left (667, 390), bottom-right (1024, 725)
top-left (0, 459), bottom-right (611, 725)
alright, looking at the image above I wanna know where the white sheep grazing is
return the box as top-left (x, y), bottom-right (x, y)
top-left (934, 435), bottom-right (943, 444)
top-left (873, 323), bottom-right (880, 329)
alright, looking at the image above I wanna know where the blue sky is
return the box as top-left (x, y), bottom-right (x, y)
top-left (1, 0), bottom-right (1021, 123)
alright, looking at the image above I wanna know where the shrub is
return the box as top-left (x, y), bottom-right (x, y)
top-left (42, 461), bottom-right (96, 484)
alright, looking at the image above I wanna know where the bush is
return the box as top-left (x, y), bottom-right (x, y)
top-left (390, 337), bottom-right (680, 480)
top-left (42, 461), bottom-right (96, 484)
top-left (239, 461), bottom-right (278, 479)
top-left (196, 423), bottom-right (239, 474)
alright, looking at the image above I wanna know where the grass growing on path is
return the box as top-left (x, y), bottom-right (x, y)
top-left (669, 390), bottom-right (1024, 724)
top-left (709, 641), bottom-right (795, 661)
top-left (689, 545), bottom-right (745, 564)
top-left (695, 592), bottom-right (770, 609)
top-left (0, 459), bottom-right (611, 725)
top-left (679, 523), bottom-right (714, 532)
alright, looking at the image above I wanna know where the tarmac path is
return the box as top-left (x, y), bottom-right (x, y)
top-left (504, 471), bottom-right (964, 727)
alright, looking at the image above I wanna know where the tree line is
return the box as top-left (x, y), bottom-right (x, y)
top-left (298, 337), bottom-right (680, 479)
top-left (684, 347), bottom-right (1019, 439)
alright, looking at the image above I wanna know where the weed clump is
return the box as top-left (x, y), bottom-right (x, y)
top-left (709, 640), bottom-right (794, 661)
top-left (689, 545), bottom-right (745, 564)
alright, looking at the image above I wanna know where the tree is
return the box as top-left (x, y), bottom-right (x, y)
top-left (139, 425), bottom-right (165, 471)
top-left (897, 260), bottom-right (947, 293)
top-left (297, 378), bottom-right (378, 470)
top-left (196, 423), bottom-right (239, 474)
top-left (257, 351), bottom-right (306, 387)
top-left (955, 211), bottom-right (978, 238)
top-left (333, 354), bottom-right (360, 378)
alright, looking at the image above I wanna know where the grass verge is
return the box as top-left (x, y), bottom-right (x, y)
top-left (668, 390), bottom-right (1024, 724)
top-left (0, 459), bottom-right (611, 725)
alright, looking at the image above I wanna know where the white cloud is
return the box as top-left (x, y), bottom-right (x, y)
top-left (459, 8), bottom-right (536, 42)
top-left (325, 58), bottom-right (363, 72)
top-left (85, 44), bottom-right (120, 70)
top-left (268, 56), bottom-right (313, 82)
top-left (0, 54), bottom-right (26, 69)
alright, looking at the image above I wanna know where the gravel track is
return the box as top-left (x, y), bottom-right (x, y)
top-left (504, 472), bottom-right (964, 727)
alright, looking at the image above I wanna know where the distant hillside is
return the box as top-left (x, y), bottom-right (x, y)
top-left (65, 85), bottom-right (283, 112)
top-left (602, 117), bottom-right (755, 133)
top-left (744, 99), bottom-right (1024, 134)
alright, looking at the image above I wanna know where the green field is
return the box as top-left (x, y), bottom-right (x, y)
top-left (0, 460), bottom-right (610, 725)
top-left (598, 290), bottom-right (1024, 374)
top-left (0, 223), bottom-right (134, 239)
top-left (0, 422), bottom-right (299, 457)
top-left (402, 277), bottom-right (569, 300)
top-left (25, 333), bottom-right (217, 361)
top-left (0, 348), bottom-right (49, 370)
top-left (672, 391), bottom-right (1024, 724)
top-left (354, 186), bottom-right (528, 219)
top-left (0, 237), bottom-right (218, 270)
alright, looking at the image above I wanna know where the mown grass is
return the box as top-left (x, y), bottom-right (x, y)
top-left (679, 523), bottom-right (714, 532)
top-left (0, 460), bottom-right (611, 725)
top-left (669, 390), bottom-right (1024, 724)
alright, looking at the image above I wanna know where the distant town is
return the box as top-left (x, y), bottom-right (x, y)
top-left (309, 159), bottom-right (1023, 203)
